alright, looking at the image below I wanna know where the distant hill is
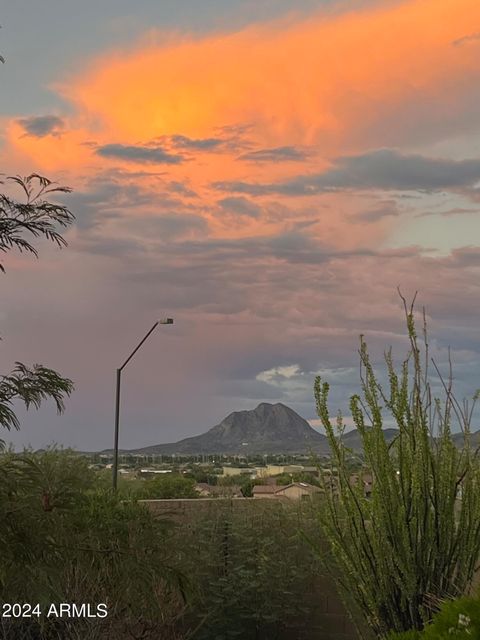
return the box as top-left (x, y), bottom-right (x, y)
top-left (341, 427), bottom-right (400, 450)
top-left (452, 430), bottom-right (480, 448)
top-left (97, 402), bottom-right (480, 456)
top-left (341, 428), bottom-right (480, 451)
top-left (117, 403), bottom-right (330, 455)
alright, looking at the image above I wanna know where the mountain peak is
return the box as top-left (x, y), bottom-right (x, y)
top-left (132, 402), bottom-right (328, 455)
top-left (254, 402), bottom-right (291, 412)
top-left (254, 402), bottom-right (274, 410)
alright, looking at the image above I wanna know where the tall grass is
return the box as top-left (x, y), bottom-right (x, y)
top-left (314, 295), bottom-right (480, 637)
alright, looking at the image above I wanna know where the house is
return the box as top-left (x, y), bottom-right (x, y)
top-left (138, 468), bottom-right (173, 478)
top-left (349, 471), bottom-right (374, 498)
top-left (257, 464), bottom-right (304, 478)
top-left (252, 485), bottom-right (279, 499)
top-left (252, 482), bottom-right (320, 500)
top-left (274, 482), bottom-right (321, 500)
top-left (222, 466), bottom-right (255, 478)
top-left (363, 473), bottom-right (373, 498)
top-left (195, 483), bottom-right (214, 497)
top-left (301, 466), bottom-right (321, 476)
top-left (195, 483), bottom-right (244, 498)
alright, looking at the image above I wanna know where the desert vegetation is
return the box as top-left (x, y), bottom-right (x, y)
top-left (0, 449), bottom-right (184, 639)
top-left (314, 294), bottom-right (480, 638)
top-left (0, 450), bottom-right (325, 639)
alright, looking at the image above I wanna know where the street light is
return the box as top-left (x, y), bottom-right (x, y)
top-left (112, 318), bottom-right (174, 490)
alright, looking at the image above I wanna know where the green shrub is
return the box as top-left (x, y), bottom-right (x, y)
top-left (387, 597), bottom-right (480, 639)
top-left (314, 296), bottom-right (480, 636)
top-left (175, 500), bottom-right (323, 639)
top-left (0, 449), bottom-right (186, 639)
top-left (386, 631), bottom-right (421, 640)
top-left (137, 474), bottom-right (198, 499)
top-left (1, 449), bottom-right (327, 639)
top-left (422, 597), bottom-right (480, 639)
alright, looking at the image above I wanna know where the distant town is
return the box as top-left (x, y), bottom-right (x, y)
top-left (81, 449), bottom-right (372, 500)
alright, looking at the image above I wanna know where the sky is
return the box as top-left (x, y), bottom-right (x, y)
top-left (1, 0), bottom-right (480, 450)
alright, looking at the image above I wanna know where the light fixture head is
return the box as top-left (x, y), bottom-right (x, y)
top-left (159, 318), bottom-right (174, 324)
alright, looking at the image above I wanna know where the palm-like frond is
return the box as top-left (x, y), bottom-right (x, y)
top-left (0, 362), bottom-right (74, 430)
top-left (0, 174), bottom-right (74, 272)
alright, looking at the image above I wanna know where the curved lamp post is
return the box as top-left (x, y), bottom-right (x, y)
top-left (112, 318), bottom-right (174, 490)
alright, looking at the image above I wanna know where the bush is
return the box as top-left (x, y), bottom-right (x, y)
top-left (422, 596), bottom-right (480, 639)
top-left (387, 597), bottom-right (480, 639)
top-left (386, 631), bottom-right (422, 639)
top-left (1, 449), bottom-right (328, 639)
top-left (314, 296), bottom-right (480, 636)
top-left (174, 500), bottom-right (324, 639)
top-left (137, 474), bottom-right (198, 499)
top-left (0, 449), bottom-right (186, 639)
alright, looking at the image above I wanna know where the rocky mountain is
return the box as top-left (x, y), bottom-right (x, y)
top-left (127, 402), bottom-right (329, 455)
top-left (101, 402), bottom-right (480, 456)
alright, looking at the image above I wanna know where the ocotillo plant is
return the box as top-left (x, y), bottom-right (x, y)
top-left (314, 294), bottom-right (480, 637)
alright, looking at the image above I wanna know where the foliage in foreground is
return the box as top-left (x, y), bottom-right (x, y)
top-left (0, 173), bottom-right (74, 272)
top-left (388, 595), bottom-right (480, 639)
top-left (0, 450), bottom-right (185, 639)
top-left (175, 500), bottom-right (322, 639)
top-left (314, 295), bottom-right (480, 637)
top-left (0, 449), bottom-right (324, 639)
top-left (0, 174), bottom-right (74, 444)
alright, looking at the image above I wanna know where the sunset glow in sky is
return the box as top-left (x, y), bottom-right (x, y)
top-left (2, 0), bottom-right (480, 449)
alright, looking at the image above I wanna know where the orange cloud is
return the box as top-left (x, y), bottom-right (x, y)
top-left (55, 0), bottom-right (480, 149)
top-left (4, 0), bottom-right (480, 251)
top-left (5, 120), bottom-right (94, 174)
top-left (8, 0), bottom-right (480, 170)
